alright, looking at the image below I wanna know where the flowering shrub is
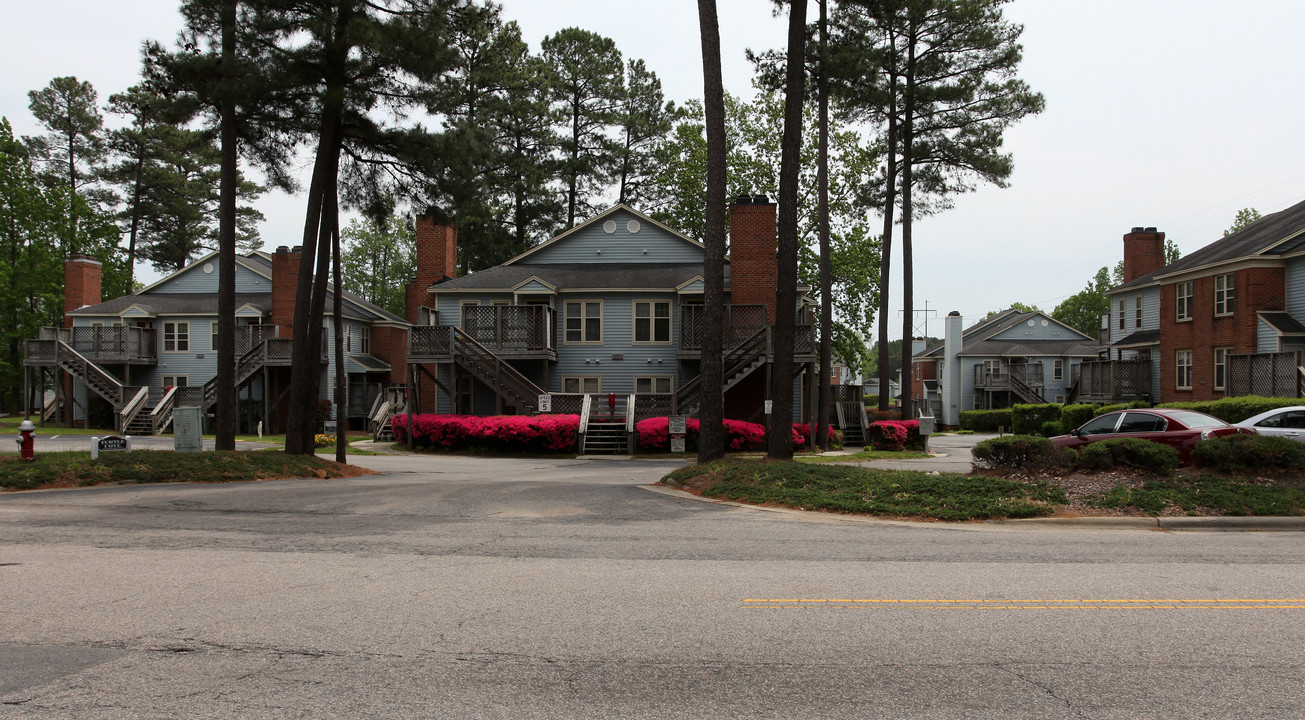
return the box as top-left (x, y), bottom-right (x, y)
top-left (314, 434), bottom-right (336, 448)
top-left (866, 419), bottom-right (922, 451)
top-left (390, 414), bottom-right (580, 452)
top-left (636, 417), bottom-right (809, 452)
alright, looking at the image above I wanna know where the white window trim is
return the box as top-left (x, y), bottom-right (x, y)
top-left (633, 375), bottom-right (674, 394)
top-left (563, 300), bottom-right (604, 345)
top-left (360, 326), bottom-right (371, 354)
top-left (562, 376), bottom-right (602, 394)
top-left (1214, 274), bottom-right (1235, 317)
top-left (1053, 359), bottom-right (1064, 381)
top-left (210, 321), bottom-right (219, 351)
top-left (1176, 281), bottom-right (1193, 322)
top-left (1118, 299), bottom-right (1125, 331)
top-left (1134, 296), bottom-right (1143, 329)
top-left (1214, 347), bottom-right (1232, 391)
top-left (632, 299), bottom-right (673, 345)
top-left (162, 321), bottom-right (190, 353)
top-left (1176, 349), bottom-right (1193, 390)
top-left (161, 375), bottom-right (189, 389)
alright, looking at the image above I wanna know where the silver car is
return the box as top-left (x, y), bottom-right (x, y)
top-left (1233, 406), bottom-right (1305, 442)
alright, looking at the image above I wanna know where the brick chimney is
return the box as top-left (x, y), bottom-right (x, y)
top-left (728, 195), bottom-right (778, 323)
top-left (64, 254), bottom-right (102, 328)
top-left (1122, 226), bottom-right (1166, 283)
top-left (271, 246), bottom-right (303, 338)
top-left (407, 212), bottom-right (457, 323)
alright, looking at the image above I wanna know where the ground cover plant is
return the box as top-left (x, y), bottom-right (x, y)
top-left (663, 459), bottom-right (1067, 521)
top-left (1091, 476), bottom-right (1305, 516)
top-left (0, 450), bottom-right (365, 491)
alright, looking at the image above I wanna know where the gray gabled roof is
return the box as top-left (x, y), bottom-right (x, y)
top-left (69, 293), bottom-right (272, 317)
top-left (915, 309), bottom-right (1094, 360)
top-left (1113, 197), bottom-right (1305, 292)
top-left (429, 263), bottom-right (712, 292)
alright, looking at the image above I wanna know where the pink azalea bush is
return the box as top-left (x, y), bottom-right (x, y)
top-left (391, 414), bottom-right (580, 452)
top-left (866, 419), bottom-right (922, 451)
top-left (635, 417), bottom-right (809, 452)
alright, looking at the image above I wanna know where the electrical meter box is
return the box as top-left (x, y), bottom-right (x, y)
top-left (173, 406), bottom-right (204, 453)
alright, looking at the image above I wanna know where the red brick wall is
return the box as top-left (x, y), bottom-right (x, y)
top-left (1122, 229), bottom-right (1165, 283)
top-left (369, 325), bottom-right (409, 385)
top-left (911, 359), bottom-right (937, 405)
top-left (1158, 266), bottom-right (1284, 401)
top-left (64, 254), bottom-right (102, 327)
top-left (408, 215), bottom-right (456, 322)
top-left (729, 201), bottom-right (778, 323)
top-left (271, 246), bottom-right (303, 338)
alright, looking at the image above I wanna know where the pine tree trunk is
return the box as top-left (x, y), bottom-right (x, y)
top-left (331, 187), bottom-right (346, 464)
top-left (899, 22), bottom-right (918, 421)
top-left (697, 0), bottom-right (726, 463)
top-left (768, 0), bottom-right (807, 461)
top-left (816, 0), bottom-right (832, 451)
top-left (214, 0), bottom-right (238, 452)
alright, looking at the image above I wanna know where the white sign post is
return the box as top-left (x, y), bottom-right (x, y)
top-left (90, 435), bottom-right (132, 460)
top-left (668, 415), bottom-right (687, 454)
top-left (537, 394), bottom-right (552, 413)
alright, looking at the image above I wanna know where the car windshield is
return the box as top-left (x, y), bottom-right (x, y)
top-left (1167, 410), bottom-right (1227, 429)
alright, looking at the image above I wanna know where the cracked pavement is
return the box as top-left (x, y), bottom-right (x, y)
top-left (2, 452), bottom-right (1304, 718)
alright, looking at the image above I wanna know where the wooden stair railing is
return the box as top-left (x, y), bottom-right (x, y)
top-left (1008, 371), bottom-right (1043, 404)
top-left (451, 327), bottom-right (545, 413)
top-left (675, 328), bottom-right (768, 416)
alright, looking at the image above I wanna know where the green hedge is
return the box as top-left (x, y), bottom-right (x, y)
top-left (959, 409), bottom-right (1013, 432)
top-left (1191, 435), bottom-right (1305, 473)
top-left (1012, 404), bottom-right (1062, 436)
top-left (971, 435), bottom-right (1072, 470)
top-left (1059, 403), bottom-right (1102, 434)
top-left (1157, 396), bottom-right (1301, 424)
top-left (1076, 439), bottom-right (1179, 475)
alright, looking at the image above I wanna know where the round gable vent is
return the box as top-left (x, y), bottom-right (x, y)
top-left (627, 220), bottom-right (641, 234)
top-left (603, 220), bottom-right (617, 234)
top-left (203, 263), bottom-right (214, 274)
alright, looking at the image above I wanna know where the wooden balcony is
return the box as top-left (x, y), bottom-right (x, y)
top-left (409, 305), bottom-right (556, 361)
top-left (679, 304), bottom-right (814, 359)
top-left (25, 326), bottom-right (157, 366)
top-left (1071, 359), bottom-right (1151, 403)
top-left (973, 362), bottom-right (1045, 390)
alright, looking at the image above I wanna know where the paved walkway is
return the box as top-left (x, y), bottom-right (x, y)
top-left (830, 432), bottom-right (996, 474)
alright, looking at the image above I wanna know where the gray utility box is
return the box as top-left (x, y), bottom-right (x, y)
top-left (917, 415), bottom-right (935, 436)
top-left (173, 406), bottom-right (204, 453)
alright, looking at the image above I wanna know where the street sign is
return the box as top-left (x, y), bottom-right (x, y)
top-left (671, 437), bottom-right (686, 453)
top-left (538, 394), bottom-right (552, 413)
top-left (764, 400), bottom-right (773, 415)
top-left (668, 415), bottom-right (686, 435)
top-left (91, 435), bottom-right (131, 460)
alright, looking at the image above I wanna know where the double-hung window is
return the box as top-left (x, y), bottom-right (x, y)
top-left (360, 326), bottom-right (371, 354)
top-left (1214, 274), bottom-right (1235, 315)
top-left (634, 376), bottom-right (673, 394)
top-left (633, 300), bottom-right (671, 344)
top-left (1176, 281), bottom-right (1193, 321)
top-left (1118, 299), bottom-right (1125, 331)
top-left (1134, 296), bottom-right (1143, 329)
top-left (163, 322), bottom-right (189, 352)
top-left (563, 376), bottom-right (601, 393)
top-left (1214, 347), bottom-right (1231, 391)
top-left (1176, 349), bottom-right (1193, 390)
top-left (565, 301), bottom-right (602, 343)
top-left (1053, 359), bottom-right (1064, 381)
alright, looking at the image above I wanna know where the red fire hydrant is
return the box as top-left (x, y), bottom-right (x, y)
top-left (16, 419), bottom-right (35, 461)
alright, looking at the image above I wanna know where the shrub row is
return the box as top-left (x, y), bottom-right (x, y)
top-left (865, 419), bottom-right (924, 451)
top-left (1156, 395), bottom-right (1301, 424)
top-left (391, 414), bottom-right (819, 454)
top-left (971, 435), bottom-right (1178, 474)
top-left (973, 434), bottom-right (1305, 474)
top-left (959, 409), bottom-right (1012, 432)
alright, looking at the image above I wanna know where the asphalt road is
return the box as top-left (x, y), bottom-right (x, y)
top-left (2, 451), bottom-right (1304, 719)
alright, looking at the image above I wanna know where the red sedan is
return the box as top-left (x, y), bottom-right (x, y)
top-left (1051, 408), bottom-right (1255, 464)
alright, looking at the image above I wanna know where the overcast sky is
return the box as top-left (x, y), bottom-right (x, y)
top-left (5, 0), bottom-right (1305, 341)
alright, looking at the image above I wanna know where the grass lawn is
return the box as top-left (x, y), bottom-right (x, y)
top-left (1, 416), bottom-right (104, 436)
top-left (798, 448), bottom-right (933, 463)
top-left (1091, 475), bottom-right (1305, 516)
top-left (664, 458), bottom-right (1067, 521)
top-left (663, 458), bottom-right (1305, 520)
top-left (0, 450), bottom-right (369, 491)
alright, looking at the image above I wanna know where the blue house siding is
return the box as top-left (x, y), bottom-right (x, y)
top-left (1286, 258), bottom-right (1305, 318)
top-left (150, 257), bottom-right (271, 294)
top-left (518, 210), bottom-right (703, 265)
top-left (1258, 317), bottom-right (1279, 353)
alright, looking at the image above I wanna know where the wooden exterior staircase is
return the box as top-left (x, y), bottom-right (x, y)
top-left (674, 328), bottom-right (768, 417)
